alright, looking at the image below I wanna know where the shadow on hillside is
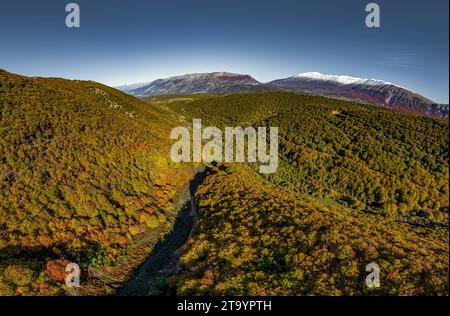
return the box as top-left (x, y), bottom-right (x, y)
top-left (114, 167), bottom-right (209, 296)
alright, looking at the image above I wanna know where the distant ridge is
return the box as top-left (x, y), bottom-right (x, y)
top-left (117, 72), bottom-right (274, 97)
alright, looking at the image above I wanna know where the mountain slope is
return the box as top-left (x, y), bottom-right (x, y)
top-left (268, 72), bottom-right (448, 118)
top-left (118, 72), bottom-right (274, 96)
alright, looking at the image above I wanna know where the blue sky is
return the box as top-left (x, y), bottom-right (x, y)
top-left (0, 0), bottom-right (448, 103)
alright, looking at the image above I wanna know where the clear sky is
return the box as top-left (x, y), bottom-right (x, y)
top-left (0, 0), bottom-right (448, 103)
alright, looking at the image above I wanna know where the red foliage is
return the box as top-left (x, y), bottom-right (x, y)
top-left (45, 259), bottom-right (72, 283)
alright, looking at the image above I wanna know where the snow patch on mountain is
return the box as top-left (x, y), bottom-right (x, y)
top-left (294, 72), bottom-right (395, 87)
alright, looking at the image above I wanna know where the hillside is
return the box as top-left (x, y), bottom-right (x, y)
top-left (158, 92), bottom-right (448, 295)
top-left (0, 70), bottom-right (195, 295)
top-left (161, 92), bottom-right (448, 224)
top-left (172, 164), bottom-right (448, 295)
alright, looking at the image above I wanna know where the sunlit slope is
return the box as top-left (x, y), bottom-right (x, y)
top-left (0, 70), bottom-right (191, 295)
top-left (173, 164), bottom-right (448, 295)
top-left (163, 92), bottom-right (449, 226)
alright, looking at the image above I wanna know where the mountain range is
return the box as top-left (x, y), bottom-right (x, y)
top-left (116, 72), bottom-right (272, 96)
top-left (117, 71), bottom-right (449, 118)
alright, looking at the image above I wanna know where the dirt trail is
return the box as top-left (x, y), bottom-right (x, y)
top-left (115, 169), bottom-right (206, 296)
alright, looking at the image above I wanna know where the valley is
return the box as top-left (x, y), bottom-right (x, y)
top-left (0, 70), bottom-right (448, 296)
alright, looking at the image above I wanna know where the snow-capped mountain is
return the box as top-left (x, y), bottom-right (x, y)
top-left (292, 72), bottom-right (396, 86)
top-left (268, 72), bottom-right (448, 118)
top-left (118, 72), bottom-right (273, 96)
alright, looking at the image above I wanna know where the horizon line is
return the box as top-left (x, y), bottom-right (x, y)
top-left (1, 67), bottom-right (447, 104)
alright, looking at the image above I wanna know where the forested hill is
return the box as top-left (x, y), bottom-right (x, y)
top-left (157, 92), bottom-right (448, 295)
top-left (173, 164), bottom-right (448, 295)
top-left (0, 70), bottom-right (194, 295)
top-left (161, 92), bottom-right (449, 225)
